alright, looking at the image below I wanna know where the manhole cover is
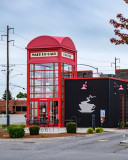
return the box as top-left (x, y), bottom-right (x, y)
top-left (23, 141), bottom-right (35, 143)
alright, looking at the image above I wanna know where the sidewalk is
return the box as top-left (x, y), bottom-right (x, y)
top-left (24, 127), bottom-right (119, 134)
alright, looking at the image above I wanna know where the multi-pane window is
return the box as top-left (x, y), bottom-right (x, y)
top-left (29, 101), bottom-right (38, 121)
top-left (29, 63), bottom-right (58, 98)
top-left (61, 63), bottom-right (75, 124)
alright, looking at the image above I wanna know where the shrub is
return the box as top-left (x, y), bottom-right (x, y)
top-left (66, 122), bottom-right (77, 133)
top-left (10, 124), bottom-right (26, 129)
top-left (87, 127), bottom-right (94, 134)
top-left (95, 127), bottom-right (104, 133)
top-left (2, 124), bottom-right (7, 129)
top-left (1, 110), bottom-right (6, 114)
top-left (120, 121), bottom-right (125, 128)
top-left (29, 125), bottom-right (40, 135)
top-left (41, 134), bottom-right (45, 137)
top-left (7, 126), bottom-right (25, 138)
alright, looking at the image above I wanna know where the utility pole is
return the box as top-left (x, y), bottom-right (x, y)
top-left (1, 25), bottom-right (14, 127)
top-left (111, 57), bottom-right (120, 75)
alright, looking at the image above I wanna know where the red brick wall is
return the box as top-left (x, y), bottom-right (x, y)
top-left (0, 100), bottom-right (27, 114)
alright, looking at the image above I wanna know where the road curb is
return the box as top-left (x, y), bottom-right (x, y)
top-left (0, 131), bottom-right (115, 142)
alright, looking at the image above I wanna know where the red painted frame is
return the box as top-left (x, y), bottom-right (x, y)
top-left (26, 36), bottom-right (77, 127)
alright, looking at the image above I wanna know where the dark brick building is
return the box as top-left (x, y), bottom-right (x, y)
top-left (115, 69), bottom-right (128, 81)
top-left (77, 70), bottom-right (93, 78)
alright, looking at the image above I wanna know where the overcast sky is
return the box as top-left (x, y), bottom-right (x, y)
top-left (0, 0), bottom-right (128, 98)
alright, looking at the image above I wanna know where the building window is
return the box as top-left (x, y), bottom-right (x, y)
top-left (16, 106), bottom-right (21, 112)
top-left (29, 63), bottom-right (58, 98)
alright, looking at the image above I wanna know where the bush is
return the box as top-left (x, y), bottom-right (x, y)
top-left (66, 122), bottom-right (77, 133)
top-left (87, 127), bottom-right (94, 134)
top-left (41, 134), bottom-right (45, 137)
top-left (2, 124), bottom-right (7, 129)
top-left (95, 127), bottom-right (104, 133)
top-left (7, 126), bottom-right (25, 138)
top-left (10, 124), bottom-right (26, 129)
top-left (120, 121), bottom-right (125, 128)
top-left (29, 125), bottom-right (40, 135)
top-left (1, 110), bottom-right (6, 114)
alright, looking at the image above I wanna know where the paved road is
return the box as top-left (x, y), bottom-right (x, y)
top-left (0, 129), bottom-right (128, 160)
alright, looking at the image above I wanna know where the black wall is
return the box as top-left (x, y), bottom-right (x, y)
top-left (65, 78), bottom-right (128, 128)
top-left (65, 79), bottom-right (109, 127)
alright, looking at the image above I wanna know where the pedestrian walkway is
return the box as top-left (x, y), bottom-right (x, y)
top-left (25, 127), bottom-right (118, 134)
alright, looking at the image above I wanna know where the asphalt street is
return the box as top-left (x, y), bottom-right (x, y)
top-left (0, 130), bottom-right (128, 160)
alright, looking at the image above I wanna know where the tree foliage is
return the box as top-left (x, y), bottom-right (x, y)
top-left (2, 90), bottom-right (13, 100)
top-left (110, 0), bottom-right (128, 45)
top-left (16, 92), bottom-right (27, 98)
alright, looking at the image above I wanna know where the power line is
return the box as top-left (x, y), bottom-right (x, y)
top-left (13, 33), bottom-right (30, 41)
top-left (78, 56), bottom-right (111, 63)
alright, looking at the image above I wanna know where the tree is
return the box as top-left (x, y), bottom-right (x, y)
top-left (16, 92), bottom-right (27, 98)
top-left (110, 0), bottom-right (128, 45)
top-left (2, 90), bottom-right (13, 100)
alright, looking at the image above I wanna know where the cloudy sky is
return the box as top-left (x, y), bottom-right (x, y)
top-left (0, 0), bottom-right (128, 98)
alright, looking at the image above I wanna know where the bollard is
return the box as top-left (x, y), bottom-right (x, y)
top-left (92, 114), bottom-right (95, 130)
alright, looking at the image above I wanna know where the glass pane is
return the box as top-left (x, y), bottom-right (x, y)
top-left (35, 79), bottom-right (43, 85)
top-left (30, 94), bottom-right (33, 98)
top-left (46, 78), bottom-right (53, 85)
top-left (35, 102), bottom-right (38, 108)
top-left (30, 64), bottom-right (34, 71)
top-left (29, 109), bottom-right (33, 116)
top-left (54, 93), bottom-right (58, 98)
top-left (46, 94), bottom-right (53, 98)
top-left (54, 109), bottom-right (58, 115)
top-left (54, 71), bottom-right (58, 77)
top-left (30, 72), bottom-right (33, 78)
top-left (34, 109), bottom-right (38, 116)
top-left (39, 102), bottom-right (48, 118)
top-left (54, 116), bottom-right (58, 122)
top-left (54, 63), bottom-right (58, 70)
top-left (34, 86), bottom-right (53, 93)
top-left (30, 87), bottom-right (33, 93)
top-left (64, 64), bottom-right (72, 71)
top-left (29, 102), bottom-right (34, 108)
top-left (49, 109), bottom-right (53, 116)
top-left (34, 94), bottom-right (42, 98)
top-left (49, 101), bottom-right (53, 108)
top-left (35, 86), bottom-right (42, 93)
top-left (54, 101), bottom-right (58, 108)
top-left (46, 71), bottom-right (53, 78)
top-left (54, 78), bottom-right (58, 85)
top-left (34, 94), bottom-right (53, 98)
top-left (35, 63), bottom-right (53, 70)
top-left (30, 79), bottom-right (33, 85)
top-left (54, 86), bottom-right (58, 92)
top-left (49, 116), bottom-right (53, 123)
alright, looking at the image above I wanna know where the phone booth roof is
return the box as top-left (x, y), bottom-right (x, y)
top-left (26, 35), bottom-right (76, 51)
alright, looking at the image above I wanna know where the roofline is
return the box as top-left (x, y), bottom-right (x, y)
top-left (64, 77), bottom-right (128, 82)
top-left (116, 69), bottom-right (128, 71)
top-left (25, 46), bottom-right (77, 52)
top-left (76, 70), bottom-right (93, 73)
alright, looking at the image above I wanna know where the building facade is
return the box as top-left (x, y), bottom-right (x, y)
top-left (65, 77), bottom-right (128, 128)
top-left (26, 36), bottom-right (77, 127)
top-left (0, 99), bottom-right (27, 114)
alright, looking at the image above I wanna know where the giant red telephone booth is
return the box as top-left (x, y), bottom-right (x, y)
top-left (26, 36), bottom-right (77, 127)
